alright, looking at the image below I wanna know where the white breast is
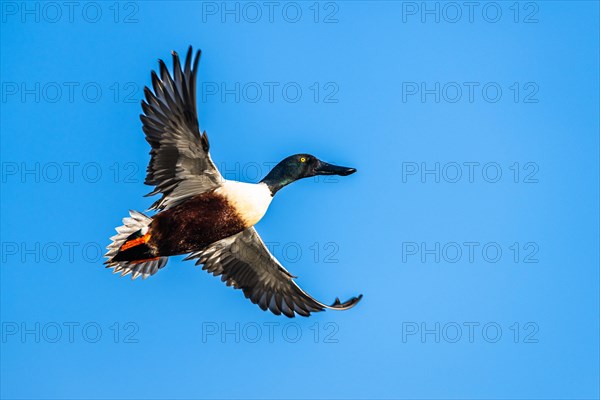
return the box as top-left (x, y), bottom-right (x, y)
top-left (216, 180), bottom-right (273, 227)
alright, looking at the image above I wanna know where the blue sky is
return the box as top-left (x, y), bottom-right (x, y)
top-left (1, 1), bottom-right (599, 399)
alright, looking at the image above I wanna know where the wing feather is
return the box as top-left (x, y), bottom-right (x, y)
top-left (185, 228), bottom-right (362, 318)
top-left (141, 47), bottom-right (222, 210)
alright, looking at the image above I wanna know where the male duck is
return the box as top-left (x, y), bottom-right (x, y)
top-left (105, 47), bottom-right (362, 317)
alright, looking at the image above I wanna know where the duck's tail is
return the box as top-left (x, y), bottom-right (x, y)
top-left (104, 210), bottom-right (168, 280)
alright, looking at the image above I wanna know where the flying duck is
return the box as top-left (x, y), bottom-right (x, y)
top-left (105, 47), bottom-right (362, 317)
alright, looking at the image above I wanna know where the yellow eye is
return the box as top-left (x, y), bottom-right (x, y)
top-left (300, 157), bottom-right (306, 163)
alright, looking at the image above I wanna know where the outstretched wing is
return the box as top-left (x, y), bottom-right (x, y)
top-left (185, 228), bottom-right (363, 317)
top-left (141, 46), bottom-right (222, 211)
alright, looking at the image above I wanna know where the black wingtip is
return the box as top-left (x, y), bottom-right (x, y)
top-left (328, 294), bottom-right (363, 310)
top-left (158, 59), bottom-right (169, 75)
top-left (192, 49), bottom-right (201, 72)
top-left (200, 131), bottom-right (210, 151)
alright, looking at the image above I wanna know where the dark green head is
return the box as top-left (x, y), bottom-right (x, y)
top-left (260, 154), bottom-right (356, 195)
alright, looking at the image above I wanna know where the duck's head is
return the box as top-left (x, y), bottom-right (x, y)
top-left (261, 154), bottom-right (356, 195)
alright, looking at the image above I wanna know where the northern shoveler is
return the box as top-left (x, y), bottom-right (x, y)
top-left (105, 47), bottom-right (362, 317)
